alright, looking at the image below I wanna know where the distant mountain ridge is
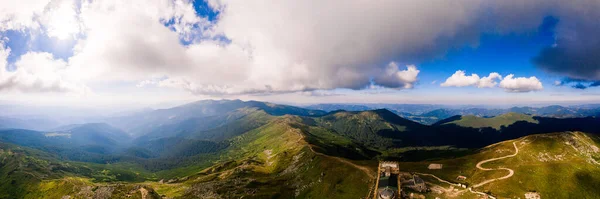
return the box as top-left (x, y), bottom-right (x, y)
top-left (0, 116), bottom-right (61, 131)
top-left (305, 103), bottom-right (600, 124)
top-left (106, 99), bottom-right (326, 137)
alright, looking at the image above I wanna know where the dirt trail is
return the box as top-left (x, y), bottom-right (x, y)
top-left (472, 141), bottom-right (519, 188)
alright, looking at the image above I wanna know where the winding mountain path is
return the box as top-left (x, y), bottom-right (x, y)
top-left (472, 141), bottom-right (519, 188)
top-left (410, 141), bottom-right (519, 199)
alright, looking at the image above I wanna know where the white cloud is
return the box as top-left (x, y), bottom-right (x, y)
top-left (394, 65), bottom-right (420, 89)
top-left (42, 0), bottom-right (82, 40)
top-left (0, 40), bottom-right (9, 76)
top-left (0, 48), bottom-right (88, 93)
top-left (440, 70), bottom-right (481, 87)
top-left (0, 0), bottom-right (49, 31)
top-left (373, 62), bottom-right (420, 89)
top-left (499, 74), bottom-right (543, 92)
top-left (0, 0), bottom-right (596, 98)
top-left (478, 72), bottom-right (502, 88)
top-left (441, 70), bottom-right (542, 92)
top-left (440, 70), bottom-right (502, 88)
top-left (66, 0), bottom-right (434, 95)
top-left (200, 0), bottom-right (482, 93)
top-left (68, 0), bottom-right (244, 87)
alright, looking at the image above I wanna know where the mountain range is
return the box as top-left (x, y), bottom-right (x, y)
top-left (306, 103), bottom-right (600, 124)
top-left (1, 99), bottom-right (600, 198)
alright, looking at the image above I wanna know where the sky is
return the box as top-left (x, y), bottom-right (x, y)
top-left (1, 0), bottom-right (600, 109)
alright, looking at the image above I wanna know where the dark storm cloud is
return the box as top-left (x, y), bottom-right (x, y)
top-left (556, 78), bottom-right (600, 90)
top-left (534, 42), bottom-right (600, 81)
top-left (532, 2), bottom-right (600, 81)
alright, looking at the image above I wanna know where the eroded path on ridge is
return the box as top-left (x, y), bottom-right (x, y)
top-left (472, 141), bottom-right (519, 188)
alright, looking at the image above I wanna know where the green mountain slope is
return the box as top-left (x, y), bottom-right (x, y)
top-left (172, 116), bottom-right (374, 198)
top-left (0, 142), bottom-right (162, 199)
top-left (315, 109), bottom-right (426, 149)
top-left (0, 116), bottom-right (375, 199)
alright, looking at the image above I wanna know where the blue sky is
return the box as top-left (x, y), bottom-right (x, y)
top-left (1, 0), bottom-right (600, 107)
top-left (418, 19), bottom-right (557, 90)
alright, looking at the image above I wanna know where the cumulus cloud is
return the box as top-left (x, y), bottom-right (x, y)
top-left (71, 0), bottom-right (428, 95)
top-left (197, 0), bottom-right (483, 93)
top-left (440, 71), bottom-right (480, 87)
top-left (42, 0), bottom-right (82, 40)
top-left (440, 71), bottom-right (501, 88)
top-left (22, 0), bottom-right (480, 95)
top-left (498, 74), bottom-right (543, 92)
top-left (0, 49), bottom-right (88, 93)
top-left (0, 0), bottom-right (599, 96)
top-left (0, 0), bottom-right (49, 31)
top-left (0, 40), bottom-right (9, 74)
top-left (478, 73), bottom-right (502, 88)
top-left (441, 70), bottom-right (542, 92)
top-left (373, 62), bottom-right (419, 89)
